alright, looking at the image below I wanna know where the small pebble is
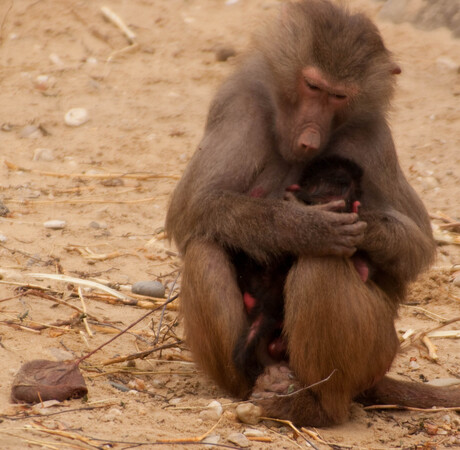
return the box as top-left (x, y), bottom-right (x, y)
top-left (89, 221), bottom-right (107, 229)
top-left (128, 378), bottom-right (146, 391)
top-left (200, 400), bottom-right (223, 421)
top-left (169, 397), bottom-right (183, 406)
top-left (85, 56), bottom-right (98, 65)
top-left (109, 381), bottom-right (130, 392)
top-left (49, 53), bottom-right (64, 67)
top-left (132, 280), bottom-right (165, 298)
top-left (244, 428), bottom-right (265, 438)
top-left (409, 359), bottom-right (420, 370)
top-left (453, 276), bottom-right (460, 287)
top-left (20, 124), bottom-right (42, 139)
top-left (202, 434), bottom-right (220, 445)
top-left (64, 108), bottom-right (89, 127)
top-left (424, 422), bottom-right (438, 435)
top-left (420, 176), bottom-right (438, 190)
top-left (34, 75), bottom-right (52, 90)
top-left (152, 379), bottom-right (164, 389)
top-left (104, 407), bottom-right (123, 422)
top-left (236, 403), bottom-right (262, 425)
top-left (33, 147), bottom-right (55, 161)
top-left (44, 220), bottom-right (66, 230)
top-left (0, 234), bottom-right (7, 243)
top-left (228, 432), bottom-right (250, 447)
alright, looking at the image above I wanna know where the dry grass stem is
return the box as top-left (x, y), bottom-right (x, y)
top-left (0, 321), bottom-right (41, 333)
top-left (9, 196), bottom-right (158, 205)
top-left (28, 273), bottom-right (129, 300)
top-left (264, 425), bottom-right (304, 449)
top-left (66, 245), bottom-right (137, 262)
top-left (247, 436), bottom-right (273, 442)
top-left (77, 287), bottom-right (93, 337)
top-left (301, 428), bottom-right (329, 445)
top-left (155, 415), bottom-right (224, 444)
top-left (26, 289), bottom-right (102, 322)
top-left (100, 6), bottom-right (136, 44)
top-left (401, 316), bottom-right (460, 349)
top-left (364, 405), bottom-right (460, 412)
top-left (428, 330), bottom-right (460, 338)
top-left (30, 423), bottom-right (101, 448)
top-left (422, 336), bottom-right (438, 360)
top-left (403, 304), bottom-right (448, 322)
top-left (261, 418), bottom-right (319, 449)
top-left (4, 160), bottom-right (178, 180)
top-left (85, 292), bottom-right (178, 310)
top-left (101, 341), bottom-right (183, 366)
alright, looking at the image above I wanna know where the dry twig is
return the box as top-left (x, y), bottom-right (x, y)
top-left (101, 341), bottom-right (183, 366)
top-left (364, 404), bottom-right (460, 412)
top-left (100, 6), bottom-right (136, 44)
top-left (77, 287), bottom-right (93, 337)
top-left (261, 417), bottom-right (320, 449)
top-left (28, 273), bottom-right (129, 300)
top-left (4, 160), bottom-right (178, 180)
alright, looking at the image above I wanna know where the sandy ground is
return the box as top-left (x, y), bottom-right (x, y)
top-left (0, 0), bottom-right (459, 448)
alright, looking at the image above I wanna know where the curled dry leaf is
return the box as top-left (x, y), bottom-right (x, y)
top-left (11, 359), bottom-right (87, 404)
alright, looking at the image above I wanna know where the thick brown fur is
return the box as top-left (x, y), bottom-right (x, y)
top-left (231, 156), bottom-right (364, 384)
top-left (166, 0), bottom-right (457, 427)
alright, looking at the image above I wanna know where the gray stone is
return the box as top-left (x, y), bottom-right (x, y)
top-left (131, 280), bottom-right (165, 298)
top-left (228, 432), bottom-right (250, 447)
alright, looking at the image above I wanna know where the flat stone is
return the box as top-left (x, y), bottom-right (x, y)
top-left (132, 281), bottom-right (165, 298)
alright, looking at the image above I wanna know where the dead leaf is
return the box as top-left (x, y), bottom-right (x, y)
top-left (11, 359), bottom-right (87, 404)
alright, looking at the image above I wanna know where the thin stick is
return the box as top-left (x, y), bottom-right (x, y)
top-left (26, 289), bottom-right (103, 322)
top-left (260, 418), bottom-right (319, 449)
top-left (422, 336), bottom-right (438, 360)
top-left (0, 321), bottom-right (41, 333)
top-left (364, 405), bottom-right (460, 412)
top-left (77, 287), bottom-right (93, 337)
top-left (0, 292), bottom-right (26, 303)
top-left (439, 222), bottom-right (460, 230)
top-left (100, 6), bottom-right (136, 44)
top-left (30, 423), bottom-right (101, 449)
top-left (101, 341), bottom-right (182, 366)
top-left (84, 292), bottom-right (177, 310)
top-left (402, 304), bottom-right (448, 322)
top-left (10, 196), bottom-right (158, 205)
top-left (155, 415), bottom-right (224, 444)
top-left (272, 369), bottom-right (337, 398)
top-left (420, 316), bottom-right (460, 337)
top-left (428, 330), bottom-right (460, 338)
top-left (401, 316), bottom-right (460, 349)
top-left (300, 428), bottom-right (328, 446)
top-left (28, 273), bottom-right (129, 300)
top-left (4, 160), bottom-right (178, 180)
top-left (154, 271), bottom-right (180, 345)
top-left (76, 294), bottom-right (179, 365)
